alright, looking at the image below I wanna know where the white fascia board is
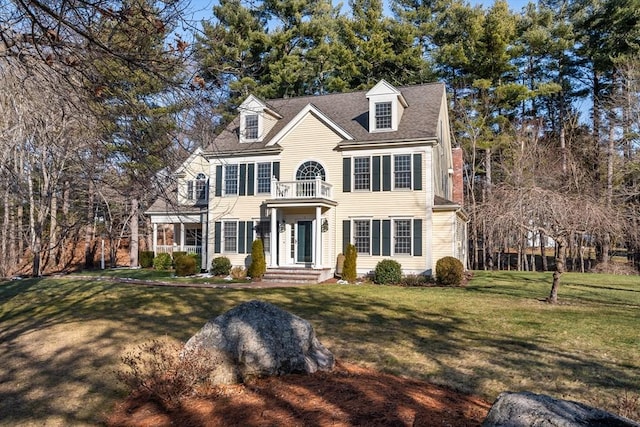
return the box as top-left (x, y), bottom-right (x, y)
top-left (266, 103), bottom-right (353, 146)
top-left (173, 147), bottom-right (204, 176)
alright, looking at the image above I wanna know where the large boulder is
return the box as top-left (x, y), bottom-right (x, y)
top-left (482, 391), bottom-right (640, 427)
top-left (184, 300), bottom-right (335, 384)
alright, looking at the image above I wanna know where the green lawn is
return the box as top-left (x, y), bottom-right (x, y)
top-left (0, 270), bottom-right (638, 425)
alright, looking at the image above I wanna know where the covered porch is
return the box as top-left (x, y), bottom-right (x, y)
top-left (264, 179), bottom-right (337, 273)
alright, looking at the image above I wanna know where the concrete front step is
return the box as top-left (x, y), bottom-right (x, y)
top-left (262, 268), bottom-right (331, 284)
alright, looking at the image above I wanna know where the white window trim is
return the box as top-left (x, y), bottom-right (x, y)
top-left (222, 220), bottom-right (239, 253)
top-left (352, 218), bottom-right (372, 256)
top-left (223, 164), bottom-right (239, 196)
top-left (393, 154), bottom-right (413, 190)
top-left (256, 162), bottom-right (272, 194)
top-left (353, 156), bottom-right (371, 192)
top-left (392, 218), bottom-right (413, 256)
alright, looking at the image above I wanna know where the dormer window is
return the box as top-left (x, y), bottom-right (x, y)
top-left (366, 79), bottom-right (408, 133)
top-left (238, 94), bottom-right (282, 143)
top-left (375, 102), bottom-right (392, 130)
top-left (245, 114), bottom-right (259, 139)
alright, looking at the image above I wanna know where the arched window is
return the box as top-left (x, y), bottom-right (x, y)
top-left (195, 173), bottom-right (207, 201)
top-left (296, 161), bottom-right (326, 181)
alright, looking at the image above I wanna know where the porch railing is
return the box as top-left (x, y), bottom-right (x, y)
top-left (272, 177), bottom-right (332, 200)
top-left (155, 245), bottom-right (202, 255)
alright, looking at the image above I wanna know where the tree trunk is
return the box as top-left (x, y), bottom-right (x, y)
top-left (539, 231), bottom-right (548, 271)
top-left (549, 236), bottom-right (566, 304)
top-left (129, 198), bottom-right (139, 268)
top-left (85, 182), bottom-right (95, 268)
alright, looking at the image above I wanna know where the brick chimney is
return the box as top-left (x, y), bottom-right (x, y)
top-left (452, 147), bottom-right (464, 206)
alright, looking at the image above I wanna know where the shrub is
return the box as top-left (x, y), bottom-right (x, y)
top-left (230, 266), bottom-right (247, 279)
top-left (153, 253), bottom-right (172, 270)
top-left (190, 253), bottom-right (202, 272)
top-left (247, 239), bottom-right (266, 279)
top-left (172, 251), bottom-right (187, 268)
top-left (435, 256), bottom-right (464, 286)
top-left (342, 244), bottom-right (357, 282)
top-left (374, 259), bottom-right (402, 284)
top-left (175, 255), bottom-right (197, 276)
top-left (117, 339), bottom-right (220, 409)
top-left (211, 256), bottom-right (232, 276)
top-left (139, 251), bottom-right (154, 268)
top-left (402, 273), bottom-right (429, 287)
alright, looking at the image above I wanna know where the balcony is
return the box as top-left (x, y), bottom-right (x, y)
top-left (271, 177), bottom-right (332, 200)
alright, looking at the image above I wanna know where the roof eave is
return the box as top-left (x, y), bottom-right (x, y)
top-left (337, 137), bottom-right (439, 151)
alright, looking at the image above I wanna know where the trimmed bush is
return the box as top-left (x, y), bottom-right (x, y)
top-left (175, 255), bottom-right (197, 276)
top-left (211, 256), bottom-right (232, 276)
top-left (139, 251), bottom-right (154, 268)
top-left (436, 256), bottom-right (464, 286)
top-left (153, 253), bottom-right (172, 271)
top-left (374, 259), bottom-right (402, 285)
top-left (247, 239), bottom-right (266, 280)
top-left (342, 244), bottom-right (357, 282)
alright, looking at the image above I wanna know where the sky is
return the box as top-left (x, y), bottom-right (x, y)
top-left (184, 0), bottom-right (533, 25)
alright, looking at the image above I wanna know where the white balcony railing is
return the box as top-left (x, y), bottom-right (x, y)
top-left (272, 177), bottom-right (332, 200)
top-left (155, 245), bottom-right (202, 255)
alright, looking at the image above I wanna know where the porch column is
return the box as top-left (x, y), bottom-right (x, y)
top-left (270, 208), bottom-right (278, 267)
top-left (201, 212), bottom-right (208, 271)
top-left (152, 223), bottom-right (158, 254)
top-left (315, 206), bottom-right (322, 268)
top-left (180, 222), bottom-right (185, 252)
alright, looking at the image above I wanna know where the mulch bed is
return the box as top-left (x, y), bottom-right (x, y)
top-left (106, 361), bottom-right (491, 427)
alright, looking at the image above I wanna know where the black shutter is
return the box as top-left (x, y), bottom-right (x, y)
top-left (413, 153), bottom-right (422, 190)
top-left (342, 220), bottom-right (351, 252)
top-left (214, 221), bottom-right (221, 253)
top-left (382, 155), bottom-right (391, 191)
top-left (372, 156), bottom-right (381, 192)
top-left (239, 164), bottom-right (247, 196)
top-left (343, 158), bottom-right (351, 192)
top-left (413, 219), bottom-right (423, 256)
top-left (247, 164), bottom-right (255, 195)
top-left (382, 220), bottom-right (391, 256)
top-left (273, 161), bottom-right (280, 180)
top-left (215, 165), bottom-right (222, 197)
top-left (372, 220), bottom-right (381, 256)
top-left (238, 221), bottom-right (246, 253)
top-left (246, 221), bottom-right (253, 253)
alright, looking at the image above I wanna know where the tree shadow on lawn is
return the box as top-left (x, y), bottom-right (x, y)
top-left (0, 279), bottom-right (637, 425)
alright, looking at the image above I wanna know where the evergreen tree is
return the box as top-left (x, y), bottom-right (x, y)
top-left (89, 0), bottom-right (185, 267)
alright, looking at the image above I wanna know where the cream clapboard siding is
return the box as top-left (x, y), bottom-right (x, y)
top-left (432, 210), bottom-right (456, 266)
top-left (277, 112), bottom-right (343, 268)
top-left (176, 153), bottom-right (210, 206)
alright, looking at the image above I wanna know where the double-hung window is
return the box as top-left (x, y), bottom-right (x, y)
top-left (225, 164), bottom-right (238, 195)
top-left (394, 154), bottom-right (411, 189)
top-left (257, 162), bottom-right (272, 194)
top-left (353, 220), bottom-right (371, 254)
top-left (195, 173), bottom-right (207, 201)
top-left (353, 157), bottom-right (370, 190)
top-left (375, 102), bottom-right (392, 130)
top-left (223, 221), bottom-right (238, 252)
top-left (245, 114), bottom-right (259, 140)
top-left (186, 180), bottom-right (194, 201)
top-left (394, 219), bottom-right (411, 255)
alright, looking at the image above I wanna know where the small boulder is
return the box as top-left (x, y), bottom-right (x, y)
top-left (184, 300), bottom-right (334, 384)
top-left (482, 391), bottom-right (640, 427)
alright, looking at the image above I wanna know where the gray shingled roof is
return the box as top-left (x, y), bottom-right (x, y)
top-left (205, 82), bottom-right (445, 156)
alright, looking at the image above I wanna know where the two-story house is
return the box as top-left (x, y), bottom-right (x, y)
top-left (146, 80), bottom-right (467, 282)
